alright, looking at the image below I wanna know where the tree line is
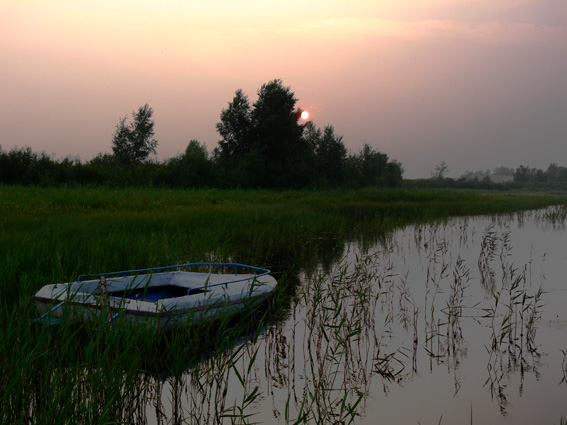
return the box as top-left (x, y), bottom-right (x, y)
top-left (0, 80), bottom-right (403, 189)
top-left (459, 164), bottom-right (567, 185)
top-left (511, 164), bottom-right (567, 183)
top-left (405, 162), bottom-right (567, 190)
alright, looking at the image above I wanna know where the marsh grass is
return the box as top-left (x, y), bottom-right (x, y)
top-left (1, 292), bottom-right (274, 424)
top-left (1, 187), bottom-right (567, 424)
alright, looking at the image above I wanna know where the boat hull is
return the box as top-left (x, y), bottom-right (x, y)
top-left (34, 268), bottom-right (277, 331)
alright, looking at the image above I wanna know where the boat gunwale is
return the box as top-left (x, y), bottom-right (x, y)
top-left (77, 262), bottom-right (271, 293)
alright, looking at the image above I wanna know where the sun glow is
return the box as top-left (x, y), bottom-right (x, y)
top-left (300, 110), bottom-right (310, 120)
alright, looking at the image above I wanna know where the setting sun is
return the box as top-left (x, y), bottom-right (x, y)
top-left (300, 110), bottom-right (310, 120)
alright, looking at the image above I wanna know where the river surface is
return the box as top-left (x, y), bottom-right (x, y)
top-left (148, 207), bottom-right (567, 424)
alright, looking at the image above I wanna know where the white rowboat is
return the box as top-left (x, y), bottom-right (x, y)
top-left (34, 263), bottom-right (277, 331)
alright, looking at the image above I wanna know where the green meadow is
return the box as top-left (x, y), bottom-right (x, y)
top-left (1, 186), bottom-right (567, 424)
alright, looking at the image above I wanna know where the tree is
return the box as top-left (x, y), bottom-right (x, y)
top-left (303, 121), bottom-right (322, 149)
top-left (215, 89), bottom-right (252, 160)
top-left (251, 79), bottom-right (311, 188)
top-left (0, 146), bottom-right (36, 183)
top-left (215, 79), bottom-right (312, 188)
top-left (546, 163), bottom-right (559, 182)
top-left (214, 89), bottom-right (254, 186)
top-left (345, 144), bottom-right (399, 187)
top-left (112, 104), bottom-right (158, 164)
top-left (545, 163), bottom-right (567, 182)
top-left (160, 140), bottom-right (212, 187)
top-left (513, 165), bottom-right (532, 182)
top-left (493, 166), bottom-right (514, 177)
top-left (214, 79), bottom-right (406, 189)
top-left (309, 124), bottom-right (347, 187)
top-left (359, 144), bottom-right (389, 186)
top-left (383, 160), bottom-right (404, 187)
top-left (180, 140), bottom-right (212, 186)
top-left (431, 161), bottom-right (449, 180)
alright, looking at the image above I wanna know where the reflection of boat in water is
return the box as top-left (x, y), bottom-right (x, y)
top-left (34, 263), bottom-right (277, 331)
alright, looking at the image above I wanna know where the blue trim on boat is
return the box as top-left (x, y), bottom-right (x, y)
top-left (77, 262), bottom-right (270, 283)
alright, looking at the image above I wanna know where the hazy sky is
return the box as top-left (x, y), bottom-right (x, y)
top-left (2, 0), bottom-right (566, 178)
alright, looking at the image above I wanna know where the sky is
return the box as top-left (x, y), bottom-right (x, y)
top-left (2, 0), bottom-right (566, 178)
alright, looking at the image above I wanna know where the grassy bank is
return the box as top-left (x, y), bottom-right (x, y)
top-left (2, 186), bottom-right (567, 303)
top-left (1, 186), bottom-right (566, 424)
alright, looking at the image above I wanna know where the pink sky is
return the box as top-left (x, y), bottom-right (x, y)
top-left (2, 0), bottom-right (566, 178)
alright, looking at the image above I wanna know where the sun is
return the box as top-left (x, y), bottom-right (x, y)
top-left (300, 110), bottom-right (310, 120)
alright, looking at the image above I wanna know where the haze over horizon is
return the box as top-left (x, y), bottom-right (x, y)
top-left (2, 0), bottom-right (566, 179)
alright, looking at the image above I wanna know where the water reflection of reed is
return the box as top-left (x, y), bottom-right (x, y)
top-left (11, 208), bottom-right (563, 424)
top-left (561, 349), bottom-right (567, 386)
top-left (142, 213), bottom-right (558, 422)
top-left (205, 210), bottom-right (555, 423)
top-left (281, 257), bottom-right (379, 423)
top-left (261, 212), bottom-right (555, 423)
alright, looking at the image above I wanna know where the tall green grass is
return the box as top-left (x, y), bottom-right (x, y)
top-left (1, 186), bottom-right (567, 424)
top-left (2, 186), bottom-right (565, 303)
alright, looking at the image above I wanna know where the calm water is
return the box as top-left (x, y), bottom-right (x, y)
top-left (148, 207), bottom-right (567, 424)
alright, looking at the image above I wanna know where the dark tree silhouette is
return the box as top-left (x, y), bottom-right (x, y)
top-left (215, 79), bottom-right (312, 188)
top-left (215, 89), bottom-right (252, 160)
top-left (249, 79), bottom-right (312, 188)
top-left (345, 144), bottom-right (402, 187)
top-left (306, 123), bottom-right (347, 187)
top-left (112, 104), bottom-right (158, 164)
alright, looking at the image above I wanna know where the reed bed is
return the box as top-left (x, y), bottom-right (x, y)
top-left (1, 187), bottom-right (567, 424)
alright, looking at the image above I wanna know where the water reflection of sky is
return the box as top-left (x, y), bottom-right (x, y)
top-left (355, 208), bottom-right (567, 424)
top-left (279, 207), bottom-right (567, 425)
top-left (147, 207), bottom-right (567, 424)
